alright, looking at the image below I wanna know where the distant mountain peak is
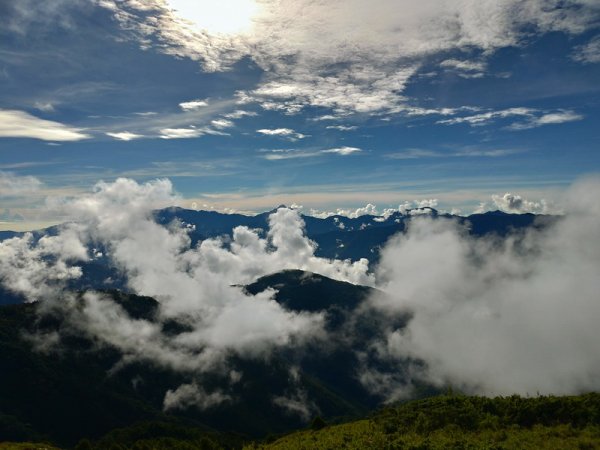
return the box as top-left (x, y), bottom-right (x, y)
top-left (480, 209), bottom-right (510, 216)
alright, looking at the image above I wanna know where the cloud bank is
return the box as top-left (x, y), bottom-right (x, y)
top-left (367, 176), bottom-right (600, 397)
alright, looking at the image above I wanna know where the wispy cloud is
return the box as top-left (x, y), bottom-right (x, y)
top-left (325, 125), bottom-right (358, 131)
top-left (438, 107), bottom-right (583, 129)
top-left (572, 36), bottom-right (600, 64)
top-left (322, 146), bottom-right (362, 155)
top-left (223, 110), bottom-right (257, 119)
top-left (261, 146), bottom-right (362, 160)
top-left (0, 109), bottom-right (90, 141)
top-left (385, 148), bottom-right (520, 159)
top-left (508, 110), bottom-right (584, 130)
top-left (261, 149), bottom-right (319, 160)
top-left (437, 107), bottom-right (535, 126)
top-left (440, 59), bottom-right (486, 78)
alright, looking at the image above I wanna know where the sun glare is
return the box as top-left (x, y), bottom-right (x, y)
top-left (168, 0), bottom-right (260, 35)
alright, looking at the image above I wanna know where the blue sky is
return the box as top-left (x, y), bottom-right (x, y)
top-left (1, 0), bottom-right (599, 229)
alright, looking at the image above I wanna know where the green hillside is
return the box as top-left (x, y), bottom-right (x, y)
top-left (248, 393), bottom-right (600, 450)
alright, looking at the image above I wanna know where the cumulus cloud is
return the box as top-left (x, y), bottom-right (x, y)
top-left (0, 109), bottom-right (90, 141)
top-left (0, 230), bottom-right (87, 301)
top-left (308, 200), bottom-right (439, 219)
top-left (490, 193), bottom-right (549, 214)
top-left (365, 176), bottom-right (600, 396)
top-left (326, 204), bottom-right (378, 219)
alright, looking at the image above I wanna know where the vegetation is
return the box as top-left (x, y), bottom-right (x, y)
top-left (247, 393), bottom-right (600, 449)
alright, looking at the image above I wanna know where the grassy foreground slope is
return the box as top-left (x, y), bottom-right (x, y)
top-left (248, 393), bottom-right (600, 450)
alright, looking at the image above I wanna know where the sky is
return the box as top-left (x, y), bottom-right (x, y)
top-left (1, 0), bottom-right (600, 230)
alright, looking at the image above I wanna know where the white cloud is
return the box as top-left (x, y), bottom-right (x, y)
top-left (261, 146), bottom-right (362, 160)
top-left (159, 127), bottom-right (203, 139)
top-left (179, 99), bottom-right (209, 111)
top-left (366, 176), bottom-right (600, 396)
top-left (98, 0), bottom-right (600, 116)
top-left (325, 125), bottom-right (358, 131)
top-left (308, 200), bottom-right (439, 219)
top-left (257, 128), bottom-right (307, 140)
top-left (440, 58), bottom-right (486, 77)
top-left (211, 118), bottom-right (234, 129)
top-left (106, 131), bottom-right (144, 141)
top-left (437, 107), bottom-right (536, 126)
top-left (438, 107), bottom-right (583, 129)
top-left (261, 149), bottom-right (319, 160)
top-left (0, 230), bottom-right (87, 301)
top-left (0, 177), bottom-right (373, 381)
top-left (509, 110), bottom-right (584, 130)
top-left (223, 109), bottom-right (258, 119)
top-left (0, 109), bottom-right (90, 141)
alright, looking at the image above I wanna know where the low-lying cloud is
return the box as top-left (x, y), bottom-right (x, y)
top-left (1, 175), bottom-right (599, 408)
top-left (0, 177), bottom-right (373, 408)
top-left (367, 175), bottom-right (600, 397)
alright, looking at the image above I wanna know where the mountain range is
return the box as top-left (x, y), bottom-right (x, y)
top-left (0, 207), bottom-right (553, 299)
top-left (0, 270), bottom-right (410, 446)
